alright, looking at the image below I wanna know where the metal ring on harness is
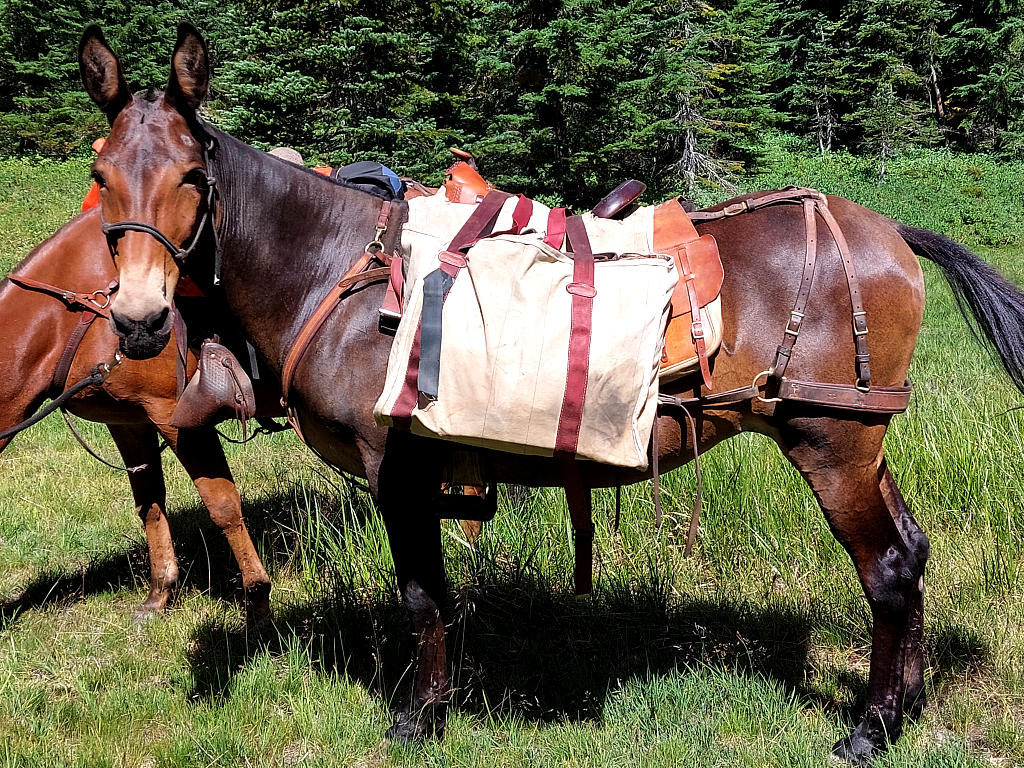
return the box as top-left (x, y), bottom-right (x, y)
top-left (753, 369), bottom-right (782, 404)
top-left (88, 290), bottom-right (111, 310)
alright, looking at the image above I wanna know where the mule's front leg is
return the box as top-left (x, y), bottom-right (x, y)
top-left (378, 444), bottom-right (449, 741)
top-left (107, 424), bottom-right (179, 620)
top-left (171, 426), bottom-right (273, 625)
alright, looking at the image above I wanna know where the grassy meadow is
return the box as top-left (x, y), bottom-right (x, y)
top-left (0, 148), bottom-right (1022, 767)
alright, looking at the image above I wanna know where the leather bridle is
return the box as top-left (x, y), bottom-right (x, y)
top-left (99, 134), bottom-right (222, 283)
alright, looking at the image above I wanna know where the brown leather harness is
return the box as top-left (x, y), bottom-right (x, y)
top-left (280, 200), bottom-right (396, 440)
top-left (6, 274), bottom-right (118, 395)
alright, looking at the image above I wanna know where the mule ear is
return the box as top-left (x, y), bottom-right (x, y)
top-left (79, 25), bottom-right (130, 123)
top-left (166, 22), bottom-right (209, 114)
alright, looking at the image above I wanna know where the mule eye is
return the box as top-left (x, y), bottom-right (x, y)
top-left (182, 169), bottom-right (207, 188)
top-left (91, 170), bottom-right (106, 188)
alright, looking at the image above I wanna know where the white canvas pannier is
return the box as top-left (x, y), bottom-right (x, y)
top-left (374, 194), bottom-right (677, 469)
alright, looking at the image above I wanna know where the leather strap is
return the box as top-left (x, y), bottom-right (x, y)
top-left (51, 313), bottom-right (97, 395)
top-left (511, 194), bottom-right (533, 234)
top-left (654, 198), bottom-right (713, 388)
top-left (173, 304), bottom-right (188, 398)
top-left (555, 216), bottom-right (597, 457)
top-left (677, 245), bottom-right (712, 389)
top-left (561, 458), bottom-right (593, 595)
top-left (687, 187), bottom-right (826, 222)
top-left (281, 248), bottom-right (391, 410)
top-left (770, 197), bottom-right (819, 379)
top-left (817, 202), bottom-right (871, 386)
top-left (545, 207), bottom-right (567, 249)
top-left (378, 255), bottom-right (405, 334)
top-left (8, 275), bottom-right (115, 315)
top-left (778, 379), bottom-right (911, 413)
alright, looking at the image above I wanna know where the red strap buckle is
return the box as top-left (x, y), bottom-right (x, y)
top-left (438, 250), bottom-right (467, 268)
top-left (567, 283), bottom-right (597, 298)
top-left (691, 319), bottom-right (705, 340)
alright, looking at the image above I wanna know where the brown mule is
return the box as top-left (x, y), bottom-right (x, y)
top-left (0, 205), bottom-right (276, 623)
top-left (82, 23), bottom-right (1024, 763)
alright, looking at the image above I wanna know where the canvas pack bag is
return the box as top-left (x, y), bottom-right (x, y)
top-left (374, 192), bottom-right (677, 470)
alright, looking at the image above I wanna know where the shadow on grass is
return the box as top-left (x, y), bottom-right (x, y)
top-left (0, 489), bottom-right (303, 629)
top-left (184, 566), bottom-right (824, 725)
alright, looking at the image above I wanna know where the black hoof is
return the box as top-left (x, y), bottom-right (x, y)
top-left (386, 702), bottom-right (447, 743)
top-left (831, 716), bottom-right (891, 765)
top-left (245, 586), bottom-right (274, 628)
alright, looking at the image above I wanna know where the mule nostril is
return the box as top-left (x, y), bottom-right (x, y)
top-left (110, 310), bottom-right (133, 338)
top-left (147, 305), bottom-right (171, 333)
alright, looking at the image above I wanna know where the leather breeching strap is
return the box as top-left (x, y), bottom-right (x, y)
top-left (687, 187), bottom-right (911, 413)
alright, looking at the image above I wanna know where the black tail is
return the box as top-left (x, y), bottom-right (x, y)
top-left (898, 223), bottom-right (1024, 394)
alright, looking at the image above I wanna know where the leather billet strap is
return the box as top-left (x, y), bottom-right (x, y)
top-left (654, 198), bottom-right (715, 389)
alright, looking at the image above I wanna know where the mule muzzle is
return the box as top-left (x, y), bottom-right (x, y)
top-left (110, 304), bottom-right (173, 359)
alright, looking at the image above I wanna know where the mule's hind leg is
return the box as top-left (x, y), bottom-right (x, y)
top-left (778, 416), bottom-right (929, 764)
top-left (107, 424), bottom-right (179, 620)
top-left (169, 426), bottom-right (273, 624)
top-left (879, 464), bottom-right (929, 720)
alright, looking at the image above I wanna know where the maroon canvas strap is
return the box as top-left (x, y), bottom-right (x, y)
top-left (511, 194), bottom-right (533, 234)
top-left (545, 207), bottom-right (567, 249)
top-left (555, 215), bottom-right (597, 457)
top-left (556, 215), bottom-right (598, 596)
top-left (561, 458), bottom-right (594, 595)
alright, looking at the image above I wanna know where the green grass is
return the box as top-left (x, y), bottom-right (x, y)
top-left (1, 149), bottom-right (1023, 767)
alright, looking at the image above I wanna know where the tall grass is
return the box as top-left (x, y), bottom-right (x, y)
top-left (0, 148), bottom-right (1021, 767)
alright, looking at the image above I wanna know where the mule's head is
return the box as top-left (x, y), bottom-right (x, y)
top-left (80, 23), bottom-right (211, 359)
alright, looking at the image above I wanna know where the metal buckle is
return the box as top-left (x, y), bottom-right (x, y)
top-left (856, 379), bottom-right (871, 393)
top-left (853, 311), bottom-right (869, 336)
top-left (723, 201), bottom-right (749, 217)
top-left (753, 369), bottom-right (782, 404)
top-left (691, 320), bottom-right (705, 340)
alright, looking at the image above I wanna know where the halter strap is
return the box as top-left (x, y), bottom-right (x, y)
top-left (99, 136), bottom-right (220, 275)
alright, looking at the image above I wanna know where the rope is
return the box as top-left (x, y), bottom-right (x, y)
top-left (0, 353), bottom-right (122, 442)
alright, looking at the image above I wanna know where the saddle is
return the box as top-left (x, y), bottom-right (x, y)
top-left (401, 162), bottom-right (726, 388)
top-left (170, 337), bottom-right (256, 434)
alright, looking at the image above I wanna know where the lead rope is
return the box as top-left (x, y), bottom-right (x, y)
top-left (60, 408), bottom-right (156, 473)
top-left (0, 354), bottom-right (122, 443)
